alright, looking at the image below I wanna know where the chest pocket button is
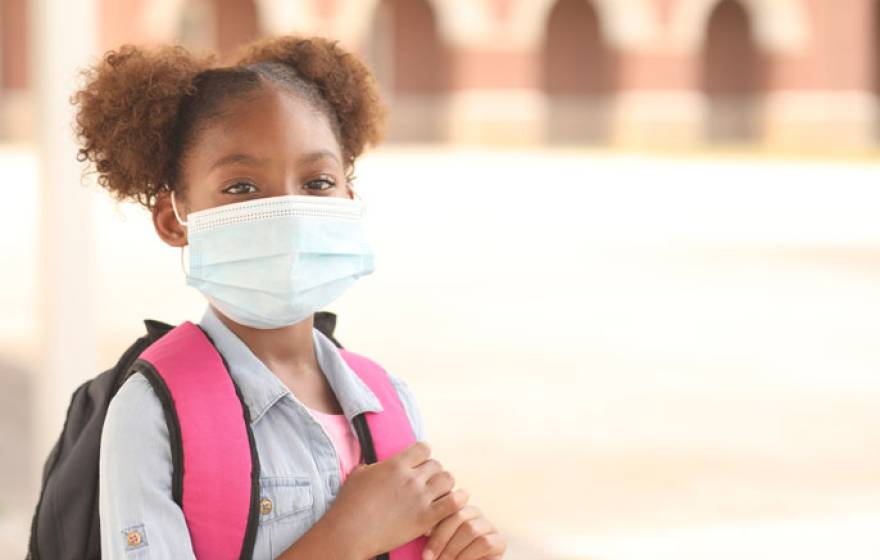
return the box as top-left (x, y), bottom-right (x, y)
top-left (259, 498), bottom-right (273, 515)
top-left (258, 476), bottom-right (313, 525)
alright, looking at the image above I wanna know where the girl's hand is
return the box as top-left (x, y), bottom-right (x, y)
top-left (421, 505), bottom-right (507, 560)
top-left (325, 441), bottom-right (468, 559)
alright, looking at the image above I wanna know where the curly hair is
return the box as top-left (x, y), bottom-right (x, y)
top-left (72, 36), bottom-right (387, 209)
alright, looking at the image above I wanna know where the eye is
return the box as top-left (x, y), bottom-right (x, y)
top-left (222, 181), bottom-right (257, 195)
top-left (305, 176), bottom-right (336, 192)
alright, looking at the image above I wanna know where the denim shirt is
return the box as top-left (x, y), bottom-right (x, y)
top-left (98, 305), bottom-right (426, 559)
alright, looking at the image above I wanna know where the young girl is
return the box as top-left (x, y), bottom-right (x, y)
top-left (75, 35), bottom-right (506, 559)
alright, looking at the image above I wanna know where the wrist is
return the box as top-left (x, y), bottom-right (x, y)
top-left (319, 504), bottom-right (372, 560)
top-left (276, 505), bottom-right (368, 560)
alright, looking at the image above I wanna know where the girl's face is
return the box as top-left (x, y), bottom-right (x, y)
top-left (153, 86), bottom-right (352, 247)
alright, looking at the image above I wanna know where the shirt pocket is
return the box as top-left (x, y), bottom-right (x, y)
top-left (258, 476), bottom-right (314, 526)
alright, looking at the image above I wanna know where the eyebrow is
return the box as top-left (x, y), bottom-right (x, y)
top-left (298, 149), bottom-right (341, 166)
top-left (209, 150), bottom-right (341, 172)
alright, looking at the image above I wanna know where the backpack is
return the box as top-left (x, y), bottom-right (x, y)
top-left (26, 312), bottom-right (427, 560)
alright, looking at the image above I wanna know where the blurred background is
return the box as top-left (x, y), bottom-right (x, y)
top-left (2, 0), bottom-right (880, 558)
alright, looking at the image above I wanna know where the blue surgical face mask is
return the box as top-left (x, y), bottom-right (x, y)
top-left (171, 191), bottom-right (375, 329)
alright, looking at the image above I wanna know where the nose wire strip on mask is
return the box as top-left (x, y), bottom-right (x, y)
top-left (189, 198), bottom-right (364, 232)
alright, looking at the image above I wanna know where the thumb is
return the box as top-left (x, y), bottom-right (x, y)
top-left (350, 462), bottom-right (370, 476)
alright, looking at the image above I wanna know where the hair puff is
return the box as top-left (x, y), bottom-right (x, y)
top-left (72, 44), bottom-right (215, 208)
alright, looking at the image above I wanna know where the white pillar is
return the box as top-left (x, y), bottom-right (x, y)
top-left (29, 0), bottom-right (99, 477)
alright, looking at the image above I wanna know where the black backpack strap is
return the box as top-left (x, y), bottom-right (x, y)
top-left (314, 311), bottom-right (342, 348)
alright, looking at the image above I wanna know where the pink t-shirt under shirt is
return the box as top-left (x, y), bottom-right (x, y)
top-left (306, 406), bottom-right (362, 482)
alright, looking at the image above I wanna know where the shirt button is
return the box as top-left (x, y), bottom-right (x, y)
top-left (260, 497), bottom-right (273, 515)
top-left (125, 529), bottom-right (143, 547)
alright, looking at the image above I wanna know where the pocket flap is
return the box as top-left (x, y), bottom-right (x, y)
top-left (258, 476), bottom-right (313, 524)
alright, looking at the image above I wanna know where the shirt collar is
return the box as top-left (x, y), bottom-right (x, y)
top-left (197, 305), bottom-right (383, 425)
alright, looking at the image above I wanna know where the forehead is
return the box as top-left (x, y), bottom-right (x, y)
top-left (187, 87), bottom-right (342, 168)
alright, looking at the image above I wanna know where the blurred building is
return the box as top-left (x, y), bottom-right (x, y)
top-left (2, 0), bottom-right (880, 152)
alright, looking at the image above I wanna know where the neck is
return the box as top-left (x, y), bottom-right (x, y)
top-left (211, 305), bottom-right (320, 379)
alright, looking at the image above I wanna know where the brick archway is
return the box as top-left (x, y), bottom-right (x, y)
top-left (174, 0), bottom-right (261, 59)
top-left (512, 0), bottom-right (657, 51)
top-left (144, 0), bottom-right (270, 50)
top-left (701, 0), bottom-right (765, 142)
top-left (364, 0), bottom-right (451, 142)
top-left (671, 0), bottom-right (809, 54)
top-left (337, 0), bottom-right (453, 53)
top-left (541, 0), bottom-right (616, 144)
top-left (214, 0), bottom-right (261, 60)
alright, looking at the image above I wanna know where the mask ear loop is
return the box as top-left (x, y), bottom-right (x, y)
top-left (169, 190), bottom-right (189, 275)
top-left (346, 176), bottom-right (362, 201)
top-left (349, 188), bottom-right (367, 220)
top-left (178, 246), bottom-right (188, 276)
top-left (170, 190), bottom-right (188, 226)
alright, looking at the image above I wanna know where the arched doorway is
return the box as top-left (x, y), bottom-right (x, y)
top-left (701, 0), bottom-right (764, 143)
top-left (177, 0), bottom-right (261, 60)
top-left (366, 0), bottom-right (451, 143)
top-left (541, 0), bottom-right (616, 144)
top-left (214, 0), bottom-right (260, 60)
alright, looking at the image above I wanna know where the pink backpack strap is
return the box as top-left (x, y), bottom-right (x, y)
top-left (339, 350), bottom-right (428, 560)
top-left (134, 321), bottom-right (258, 560)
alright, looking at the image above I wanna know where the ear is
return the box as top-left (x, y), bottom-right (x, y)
top-left (153, 190), bottom-right (188, 247)
top-left (345, 180), bottom-right (356, 200)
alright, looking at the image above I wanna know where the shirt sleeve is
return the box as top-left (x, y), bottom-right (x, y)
top-left (99, 371), bottom-right (197, 559)
top-left (385, 372), bottom-right (428, 442)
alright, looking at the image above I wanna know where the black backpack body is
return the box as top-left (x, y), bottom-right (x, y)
top-left (26, 312), bottom-right (348, 560)
top-left (26, 319), bottom-right (173, 560)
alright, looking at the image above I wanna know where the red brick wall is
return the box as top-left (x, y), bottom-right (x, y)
top-left (2, 0), bottom-right (28, 90)
top-left (451, 49), bottom-right (538, 90)
top-left (99, 0), bottom-right (152, 50)
top-left (767, 0), bottom-right (875, 91)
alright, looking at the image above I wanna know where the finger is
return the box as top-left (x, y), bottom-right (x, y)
top-left (425, 504), bottom-right (482, 538)
top-left (422, 506), bottom-right (480, 560)
top-left (436, 516), bottom-right (494, 560)
top-left (414, 458), bottom-right (445, 484)
top-left (455, 530), bottom-right (505, 560)
top-left (429, 488), bottom-right (468, 523)
top-left (424, 469), bottom-right (455, 500)
top-left (394, 441), bottom-right (432, 467)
